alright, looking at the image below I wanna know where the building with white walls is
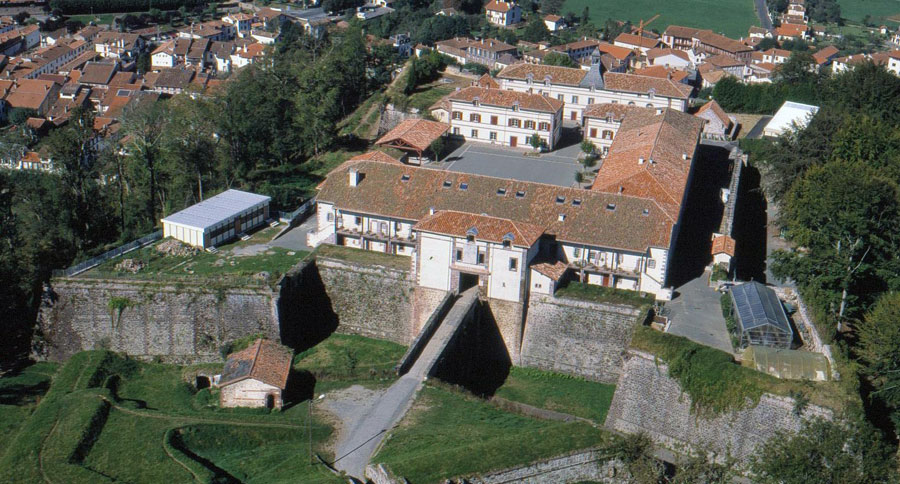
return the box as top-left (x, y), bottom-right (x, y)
top-left (161, 189), bottom-right (271, 248)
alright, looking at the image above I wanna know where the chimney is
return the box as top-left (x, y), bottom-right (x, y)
top-left (349, 168), bottom-right (361, 187)
top-left (618, 186), bottom-right (624, 193)
top-left (638, 156), bottom-right (644, 164)
top-left (682, 152), bottom-right (688, 160)
top-left (429, 206), bottom-right (436, 215)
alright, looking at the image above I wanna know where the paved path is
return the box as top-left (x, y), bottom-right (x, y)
top-left (665, 274), bottom-right (734, 354)
top-left (332, 289), bottom-right (478, 480)
top-left (753, 0), bottom-right (774, 31)
top-left (271, 215), bottom-right (317, 252)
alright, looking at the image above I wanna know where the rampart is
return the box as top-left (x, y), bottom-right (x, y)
top-left (605, 350), bottom-right (833, 461)
top-left (520, 295), bottom-right (646, 383)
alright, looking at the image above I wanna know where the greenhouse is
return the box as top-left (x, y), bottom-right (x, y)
top-left (742, 346), bottom-right (829, 381)
top-left (729, 281), bottom-right (793, 349)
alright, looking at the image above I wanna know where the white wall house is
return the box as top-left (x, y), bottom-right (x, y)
top-left (219, 339), bottom-right (291, 410)
top-left (582, 103), bottom-right (630, 155)
top-left (485, 0), bottom-right (522, 27)
top-left (447, 86), bottom-right (563, 150)
top-left (496, 64), bottom-right (692, 123)
top-left (161, 189), bottom-right (270, 248)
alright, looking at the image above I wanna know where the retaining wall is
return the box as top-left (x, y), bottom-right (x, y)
top-left (520, 295), bottom-right (645, 383)
top-left (605, 350), bottom-right (833, 461)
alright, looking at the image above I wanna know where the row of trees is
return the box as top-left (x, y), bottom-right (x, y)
top-left (49, 0), bottom-right (208, 15)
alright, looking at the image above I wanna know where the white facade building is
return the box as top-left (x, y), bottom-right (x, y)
top-left (484, 0), bottom-right (522, 27)
top-left (447, 86), bottom-right (563, 150)
top-left (161, 189), bottom-right (271, 248)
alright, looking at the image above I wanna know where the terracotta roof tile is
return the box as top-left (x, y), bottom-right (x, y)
top-left (583, 102), bottom-right (633, 121)
top-left (497, 63), bottom-right (587, 86)
top-left (220, 339), bottom-right (292, 389)
top-left (696, 100), bottom-right (730, 126)
top-left (530, 259), bottom-right (568, 280)
top-left (485, 0), bottom-right (514, 12)
top-left (414, 210), bottom-right (544, 247)
top-left (711, 234), bottom-right (736, 256)
top-left (646, 48), bottom-right (690, 62)
top-left (376, 119), bottom-right (449, 152)
top-left (448, 86), bottom-right (563, 113)
top-left (614, 33), bottom-right (661, 49)
top-left (475, 73), bottom-right (499, 89)
top-left (633, 65), bottom-right (690, 82)
top-left (693, 30), bottom-right (752, 54)
top-left (602, 72), bottom-right (693, 99)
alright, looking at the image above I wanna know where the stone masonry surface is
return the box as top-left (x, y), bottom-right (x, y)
top-left (520, 295), bottom-right (645, 383)
top-left (605, 350), bottom-right (833, 461)
top-left (316, 257), bottom-right (416, 345)
top-left (35, 278), bottom-right (279, 362)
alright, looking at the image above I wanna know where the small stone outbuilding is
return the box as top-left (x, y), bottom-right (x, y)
top-left (219, 339), bottom-right (292, 409)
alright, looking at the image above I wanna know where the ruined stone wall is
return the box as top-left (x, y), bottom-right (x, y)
top-left (35, 278), bottom-right (280, 363)
top-left (605, 350), bottom-right (833, 461)
top-left (520, 295), bottom-right (645, 383)
top-left (315, 257), bottom-right (416, 345)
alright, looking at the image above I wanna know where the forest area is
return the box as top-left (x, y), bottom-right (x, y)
top-left (0, 23), bottom-right (379, 365)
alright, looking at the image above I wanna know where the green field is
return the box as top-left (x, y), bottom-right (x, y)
top-left (294, 333), bottom-right (407, 388)
top-left (0, 362), bottom-right (57, 456)
top-left (374, 384), bottom-right (614, 483)
top-left (495, 367), bottom-right (616, 424)
top-left (840, 0), bottom-right (900, 24)
top-left (563, 0), bottom-right (759, 38)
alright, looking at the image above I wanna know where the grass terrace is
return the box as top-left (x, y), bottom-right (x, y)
top-left (630, 326), bottom-right (846, 416)
top-left (0, 351), bottom-right (342, 484)
top-left (494, 367), bottom-right (616, 424)
top-left (314, 243), bottom-right (411, 272)
top-left (563, 0), bottom-right (758, 38)
top-left (373, 383), bottom-right (615, 483)
top-left (293, 333), bottom-right (407, 391)
top-left (81, 224), bottom-right (309, 286)
top-left (0, 362), bottom-right (57, 456)
top-left (556, 282), bottom-right (654, 308)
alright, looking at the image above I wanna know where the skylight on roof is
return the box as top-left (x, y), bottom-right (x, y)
top-left (515, 191), bottom-right (526, 198)
top-left (572, 199), bottom-right (582, 207)
top-left (443, 180), bottom-right (452, 188)
top-left (497, 188), bottom-right (507, 196)
top-left (459, 182), bottom-right (468, 190)
top-left (606, 203), bottom-right (616, 211)
top-left (400, 174), bottom-right (410, 182)
top-left (642, 208), bottom-right (650, 216)
top-left (555, 195), bottom-right (565, 204)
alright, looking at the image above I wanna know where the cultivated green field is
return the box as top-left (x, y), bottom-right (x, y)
top-left (563, 0), bottom-right (759, 38)
top-left (840, 0), bottom-right (900, 24)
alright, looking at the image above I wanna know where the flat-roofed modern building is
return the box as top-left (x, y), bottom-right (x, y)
top-left (161, 189), bottom-right (271, 248)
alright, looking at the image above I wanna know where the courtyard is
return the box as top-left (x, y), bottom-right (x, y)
top-left (426, 129), bottom-right (586, 187)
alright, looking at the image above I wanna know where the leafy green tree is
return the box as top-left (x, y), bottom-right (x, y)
top-left (856, 293), bottom-right (900, 410)
top-left (750, 417), bottom-right (896, 484)
top-left (119, 100), bottom-right (169, 230)
top-left (543, 51), bottom-right (578, 68)
top-left (528, 132), bottom-right (542, 150)
top-left (521, 17), bottom-right (550, 43)
top-left (772, 161), bottom-right (900, 328)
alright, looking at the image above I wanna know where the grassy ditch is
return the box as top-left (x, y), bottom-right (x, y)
top-left (630, 326), bottom-right (845, 416)
top-left (494, 367), bottom-right (616, 424)
top-left (374, 383), bottom-right (614, 483)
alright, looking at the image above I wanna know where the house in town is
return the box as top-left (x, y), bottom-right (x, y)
top-left (219, 338), bottom-right (292, 409)
top-left (776, 23), bottom-right (808, 41)
top-left (695, 100), bottom-right (736, 140)
top-left (613, 33), bottom-right (662, 55)
top-left (662, 25), bottom-right (753, 62)
top-left (581, 102), bottom-right (630, 155)
top-left (223, 12), bottom-right (257, 38)
top-left (93, 32), bottom-right (146, 60)
top-left (436, 37), bottom-right (518, 69)
top-left (484, 0), bottom-right (522, 27)
top-left (161, 189), bottom-right (271, 248)
top-left (632, 65), bottom-right (691, 84)
top-left (752, 48), bottom-right (791, 65)
top-left (646, 48), bottom-right (692, 68)
top-left (309, 107), bottom-right (703, 300)
top-left (544, 15), bottom-right (565, 32)
top-left (812, 45), bottom-right (839, 67)
top-left (445, 86), bottom-right (563, 150)
top-left (5, 78), bottom-right (60, 115)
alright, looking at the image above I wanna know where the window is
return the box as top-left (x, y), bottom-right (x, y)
top-left (490, 115), bottom-right (498, 125)
top-left (355, 216), bottom-right (362, 225)
top-left (456, 249), bottom-right (463, 261)
top-left (587, 98), bottom-right (594, 104)
top-left (555, 195), bottom-right (565, 204)
top-left (628, 101), bottom-right (635, 106)
top-left (469, 113), bottom-right (481, 122)
top-left (502, 239), bottom-right (511, 248)
top-left (515, 190), bottom-right (526, 198)
top-left (452, 111), bottom-right (462, 120)
top-left (509, 257), bottom-right (518, 271)
top-left (497, 188), bottom-right (506, 196)
top-left (572, 198), bottom-right (582, 207)
top-left (602, 130), bottom-right (614, 140)
top-left (508, 118), bottom-right (521, 128)
top-left (642, 208), bottom-right (650, 215)
top-left (327, 213), bottom-right (334, 222)
top-left (453, 127), bottom-right (460, 135)
top-left (574, 247), bottom-right (581, 258)
top-left (459, 182), bottom-right (468, 190)
top-left (477, 251), bottom-right (485, 264)
top-left (606, 203), bottom-right (616, 211)
top-left (524, 120), bottom-right (535, 129)
top-left (400, 174), bottom-right (410, 182)
top-left (589, 128), bottom-right (597, 138)
top-left (471, 129), bottom-right (478, 138)
top-left (648, 259), bottom-right (656, 269)
top-left (490, 131), bottom-right (498, 140)
top-left (646, 103), bottom-right (653, 108)
top-left (557, 94), bottom-right (563, 101)
top-left (539, 122), bottom-right (550, 131)
top-left (512, 104), bottom-right (519, 111)
top-left (571, 95), bottom-right (578, 103)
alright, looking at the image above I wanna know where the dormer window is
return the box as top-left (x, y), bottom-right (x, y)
top-left (555, 195), bottom-right (565, 204)
top-left (400, 174), bottom-right (410, 182)
top-left (606, 203), bottom-right (616, 211)
top-left (473, 97), bottom-right (480, 106)
top-left (642, 208), bottom-right (650, 216)
top-left (459, 182), bottom-right (468, 190)
top-left (515, 190), bottom-right (526, 198)
top-left (572, 199), bottom-right (582, 207)
top-left (443, 180), bottom-right (452, 188)
top-left (497, 188), bottom-right (507, 196)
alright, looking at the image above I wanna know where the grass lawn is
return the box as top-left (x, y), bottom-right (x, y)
top-left (839, 0), bottom-right (900, 24)
top-left (314, 243), bottom-right (411, 272)
top-left (84, 225), bottom-right (309, 286)
top-left (555, 281), bottom-right (654, 308)
top-left (374, 384), bottom-right (613, 483)
top-left (68, 13), bottom-right (118, 25)
top-left (294, 333), bottom-right (407, 382)
top-left (0, 362), bottom-right (57, 456)
top-left (494, 367), bottom-right (616, 424)
top-left (563, 0), bottom-right (759, 38)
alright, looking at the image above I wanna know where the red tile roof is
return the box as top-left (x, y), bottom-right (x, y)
top-left (602, 72), bottom-right (693, 99)
top-left (711, 234), bottom-right (736, 256)
top-left (485, 0), bottom-right (514, 12)
top-left (696, 100), bottom-right (731, 126)
top-left (475, 73), bottom-right (500, 89)
top-left (448, 86), bottom-right (564, 113)
top-left (220, 339), bottom-right (292, 389)
top-left (414, 210), bottom-right (544, 247)
top-left (614, 33), bottom-right (661, 49)
top-left (497, 63), bottom-right (587, 86)
top-left (776, 23), bottom-right (807, 38)
top-left (590, 108), bottom-right (704, 221)
top-left (646, 48), bottom-right (690, 62)
top-left (633, 65), bottom-right (690, 83)
top-left (531, 259), bottom-right (568, 280)
top-left (812, 45), bottom-right (839, 64)
top-left (583, 102), bottom-right (632, 121)
top-left (376, 118), bottom-right (450, 152)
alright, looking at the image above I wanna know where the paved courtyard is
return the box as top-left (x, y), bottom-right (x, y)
top-left (426, 138), bottom-right (584, 187)
top-left (666, 274), bottom-right (734, 354)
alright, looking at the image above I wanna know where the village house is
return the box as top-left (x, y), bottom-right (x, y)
top-left (495, 64), bottom-right (692, 122)
top-left (776, 23), bottom-right (808, 41)
top-left (218, 338), bottom-right (292, 410)
top-left (613, 33), bottom-right (662, 55)
top-left (5, 78), bottom-right (60, 115)
top-left (544, 15), bottom-right (565, 32)
top-left (662, 25), bottom-right (753, 62)
top-left (223, 12), bottom-right (257, 38)
top-left (177, 20), bottom-right (236, 42)
top-left (695, 100), bottom-right (736, 140)
top-left (784, 0), bottom-right (807, 24)
top-left (436, 37), bottom-right (518, 69)
top-left (93, 32), bottom-right (146, 60)
top-left (752, 48), bottom-right (791, 65)
top-left (581, 102), bottom-right (630, 155)
top-left (812, 45), bottom-right (839, 67)
top-left (646, 48), bottom-right (692, 68)
top-left (309, 107), bottom-right (703, 301)
top-left (887, 51), bottom-right (900, 76)
top-left (484, 0), bottom-right (522, 27)
top-left (445, 85), bottom-right (563, 150)
top-left (632, 65), bottom-right (691, 84)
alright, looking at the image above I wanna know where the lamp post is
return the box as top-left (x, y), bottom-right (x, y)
top-left (309, 394), bottom-right (325, 465)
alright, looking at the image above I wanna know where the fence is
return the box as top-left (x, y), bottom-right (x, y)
top-left (276, 197), bottom-right (316, 223)
top-left (52, 231), bottom-right (163, 278)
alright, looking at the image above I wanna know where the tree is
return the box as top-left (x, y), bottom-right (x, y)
top-left (750, 417), bottom-right (896, 484)
top-left (856, 293), bottom-right (900, 411)
top-left (13, 11), bottom-right (29, 24)
top-left (528, 132), bottom-right (542, 150)
top-left (430, 137), bottom-right (445, 161)
top-left (540, 0), bottom-right (564, 14)
top-left (543, 51), bottom-right (578, 68)
top-left (580, 140), bottom-right (594, 155)
top-left (8, 108), bottom-right (37, 126)
top-left (772, 161), bottom-right (900, 329)
top-left (521, 17), bottom-right (550, 43)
